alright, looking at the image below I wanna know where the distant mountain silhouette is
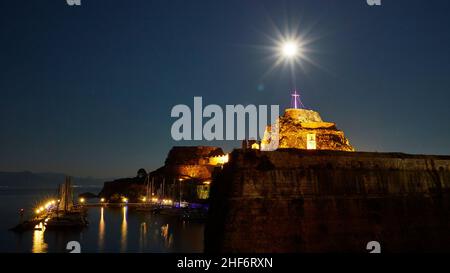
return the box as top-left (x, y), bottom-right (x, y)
top-left (0, 171), bottom-right (108, 189)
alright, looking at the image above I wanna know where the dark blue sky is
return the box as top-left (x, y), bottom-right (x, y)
top-left (1, 0), bottom-right (450, 178)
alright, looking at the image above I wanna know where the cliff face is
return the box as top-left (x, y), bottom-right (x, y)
top-left (262, 109), bottom-right (354, 151)
top-left (99, 146), bottom-right (224, 201)
top-left (205, 149), bottom-right (450, 253)
top-left (99, 177), bottom-right (146, 201)
top-left (165, 146), bottom-right (223, 165)
top-left (164, 146), bottom-right (224, 180)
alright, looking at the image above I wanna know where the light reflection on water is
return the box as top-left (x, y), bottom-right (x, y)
top-left (120, 206), bottom-right (127, 252)
top-left (1, 189), bottom-right (204, 253)
top-left (161, 223), bottom-right (173, 248)
top-left (98, 207), bottom-right (105, 252)
top-left (32, 222), bottom-right (47, 253)
top-left (139, 221), bottom-right (149, 251)
top-left (7, 208), bottom-right (203, 253)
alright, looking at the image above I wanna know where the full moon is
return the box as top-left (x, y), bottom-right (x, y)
top-left (281, 41), bottom-right (299, 58)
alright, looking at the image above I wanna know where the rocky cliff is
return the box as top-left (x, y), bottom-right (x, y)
top-left (205, 149), bottom-right (450, 252)
top-left (262, 108), bottom-right (354, 151)
top-left (99, 146), bottom-right (224, 201)
top-left (164, 146), bottom-right (224, 180)
top-left (99, 176), bottom-right (147, 201)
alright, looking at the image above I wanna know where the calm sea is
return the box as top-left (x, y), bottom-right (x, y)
top-left (0, 188), bottom-right (204, 253)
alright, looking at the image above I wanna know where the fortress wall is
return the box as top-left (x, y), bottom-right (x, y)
top-left (205, 149), bottom-right (450, 253)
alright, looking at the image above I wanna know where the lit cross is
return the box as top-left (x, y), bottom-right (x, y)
top-left (291, 90), bottom-right (303, 109)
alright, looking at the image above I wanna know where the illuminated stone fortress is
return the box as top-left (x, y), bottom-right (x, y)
top-left (261, 90), bottom-right (354, 151)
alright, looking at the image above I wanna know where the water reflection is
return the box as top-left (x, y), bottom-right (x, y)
top-left (120, 206), bottom-right (127, 252)
top-left (98, 207), bottom-right (105, 252)
top-left (14, 207), bottom-right (203, 253)
top-left (161, 223), bottom-right (173, 248)
top-left (139, 222), bottom-right (147, 251)
top-left (32, 222), bottom-right (48, 253)
top-left (1, 189), bottom-right (204, 253)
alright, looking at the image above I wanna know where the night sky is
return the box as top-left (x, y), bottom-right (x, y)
top-left (1, 0), bottom-right (450, 178)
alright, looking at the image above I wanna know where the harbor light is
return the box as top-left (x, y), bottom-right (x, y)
top-left (100, 198), bottom-right (105, 202)
top-left (141, 197), bottom-right (147, 202)
top-left (151, 197), bottom-right (158, 203)
top-left (79, 198), bottom-right (85, 204)
top-left (122, 197), bottom-right (128, 203)
top-left (35, 209), bottom-right (40, 214)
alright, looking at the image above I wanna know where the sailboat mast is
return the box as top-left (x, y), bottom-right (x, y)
top-left (151, 177), bottom-right (154, 199)
top-left (162, 177), bottom-right (165, 199)
top-left (145, 175), bottom-right (149, 200)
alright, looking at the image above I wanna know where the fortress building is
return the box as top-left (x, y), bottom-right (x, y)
top-left (206, 95), bottom-right (450, 253)
top-left (261, 91), bottom-right (354, 151)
